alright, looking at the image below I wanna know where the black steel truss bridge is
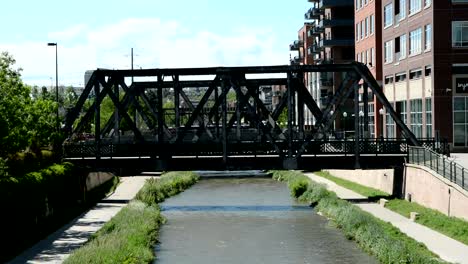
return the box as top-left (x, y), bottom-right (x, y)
top-left (63, 62), bottom-right (446, 171)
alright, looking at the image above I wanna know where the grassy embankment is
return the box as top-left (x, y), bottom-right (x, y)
top-left (314, 170), bottom-right (468, 246)
top-left (270, 170), bottom-right (445, 264)
top-left (64, 171), bottom-right (199, 264)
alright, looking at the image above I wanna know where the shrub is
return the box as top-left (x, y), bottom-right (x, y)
top-left (270, 170), bottom-right (445, 264)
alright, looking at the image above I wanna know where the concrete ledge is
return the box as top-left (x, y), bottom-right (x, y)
top-left (86, 172), bottom-right (114, 191)
top-left (379, 198), bottom-right (388, 207)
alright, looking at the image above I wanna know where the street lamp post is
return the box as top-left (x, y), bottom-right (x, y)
top-left (343, 112), bottom-right (347, 139)
top-left (359, 110), bottom-right (364, 139)
top-left (47, 42), bottom-right (59, 132)
top-left (379, 108), bottom-right (385, 139)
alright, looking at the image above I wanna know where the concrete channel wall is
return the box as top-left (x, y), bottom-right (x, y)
top-left (86, 171), bottom-right (114, 191)
top-left (405, 164), bottom-right (468, 221)
top-left (324, 169), bottom-right (395, 194)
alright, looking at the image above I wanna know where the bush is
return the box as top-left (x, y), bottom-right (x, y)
top-left (270, 170), bottom-right (445, 264)
top-left (65, 171), bottom-right (199, 264)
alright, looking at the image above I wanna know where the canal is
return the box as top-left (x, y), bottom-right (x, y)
top-left (155, 178), bottom-right (377, 263)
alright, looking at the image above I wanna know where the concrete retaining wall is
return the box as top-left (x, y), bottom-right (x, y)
top-left (405, 164), bottom-right (468, 221)
top-left (86, 172), bottom-right (114, 191)
top-left (324, 169), bottom-right (394, 194)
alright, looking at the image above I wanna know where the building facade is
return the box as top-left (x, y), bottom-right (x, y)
top-left (355, 0), bottom-right (383, 138)
top-left (291, 0), bottom-right (355, 130)
top-left (381, 0), bottom-right (468, 149)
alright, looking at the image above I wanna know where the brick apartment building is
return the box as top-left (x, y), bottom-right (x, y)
top-left (291, 0), bottom-right (355, 130)
top-left (381, 0), bottom-right (468, 150)
top-left (355, 0), bottom-right (383, 138)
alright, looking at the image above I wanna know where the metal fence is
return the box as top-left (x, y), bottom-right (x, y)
top-left (408, 146), bottom-right (467, 192)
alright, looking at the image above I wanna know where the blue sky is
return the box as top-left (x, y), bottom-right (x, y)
top-left (0, 0), bottom-right (309, 86)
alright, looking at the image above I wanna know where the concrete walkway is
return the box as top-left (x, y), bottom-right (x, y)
top-left (304, 172), bottom-right (468, 264)
top-left (9, 176), bottom-right (154, 264)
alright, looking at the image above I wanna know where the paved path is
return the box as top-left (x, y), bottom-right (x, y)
top-left (9, 176), bottom-right (154, 264)
top-left (304, 172), bottom-right (468, 264)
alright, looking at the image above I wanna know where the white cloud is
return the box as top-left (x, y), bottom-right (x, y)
top-left (0, 18), bottom-right (289, 87)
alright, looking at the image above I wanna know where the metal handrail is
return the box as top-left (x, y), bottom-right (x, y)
top-left (408, 146), bottom-right (467, 191)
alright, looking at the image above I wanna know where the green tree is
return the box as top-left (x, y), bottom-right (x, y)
top-left (0, 52), bottom-right (31, 157)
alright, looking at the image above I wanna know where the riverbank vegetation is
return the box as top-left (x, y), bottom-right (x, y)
top-left (316, 170), bottom-right (468, 246)
top-left (386, 199), bottom-right (468, 245)
top-left (64, 171), bottom-right (199, 264)
top-left (270, 170), bottom-right (445, 264)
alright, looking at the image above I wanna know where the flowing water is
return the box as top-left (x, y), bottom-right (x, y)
top-left (155, 178), bottom-right (377, 264)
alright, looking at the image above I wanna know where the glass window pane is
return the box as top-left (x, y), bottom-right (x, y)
top-left (454, 125), bottom-right (465, 147)
top-left (454, 97), bottom-right (465, 111)
top-left (455, 112), bottom-right (465, 123)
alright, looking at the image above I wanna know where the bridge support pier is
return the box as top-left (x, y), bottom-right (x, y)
top-left (283, 158), bottom-right (298, 170)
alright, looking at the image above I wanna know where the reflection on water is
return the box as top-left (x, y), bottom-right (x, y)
top-left (155, 178), bottom-right (377, 264)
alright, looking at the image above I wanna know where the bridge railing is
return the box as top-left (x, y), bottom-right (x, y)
top-left (63, 138), bottom-right (446, 159)
top-left (408, 146), bottom-right (467, 192)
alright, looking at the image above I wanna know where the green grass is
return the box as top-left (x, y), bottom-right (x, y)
top-left (386, 199), bottom-right (468, 245)
top-left (270, 170), bottom-right (446, 264)
top-left (64, 171), bottom-right (199, 264)
top-left (314, 170), bottom-right (390, 198)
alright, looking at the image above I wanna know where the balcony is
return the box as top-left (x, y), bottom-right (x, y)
top-left (308, 27), bottom-right (325, 37)
top-left (319, 0), bottom-right (354, 9)
top-left (305, 7), bottom-right (324, 20)
top-left (319, 19), bottom-right (354, 28)
top-left (319, 39), bottom-right (354, 47)
top-left (308, 45), bottom-right (322, 55)
top-left (289, 40), bottom-right (303, 51)
top-left (290, 55), bottom-right (303, 65)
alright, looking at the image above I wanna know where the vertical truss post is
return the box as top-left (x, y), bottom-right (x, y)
top-left (114, 83), bottom-right (120, 143)
top-left (174, 75), bottom-right (181, 130)
top-left (221, 76), bottom-right (229, 166)
top-left (157, 74), bottom-right (164, 143)
top-left (287, 72), bottom-right (294, 158)
top-left (214, 86), bottom-right (220, 137)
top-left (297, 75), bottom-right (305, 140)
top-left (363, 82), bottom-right (369, 139)
top-left (94, 77), bottom-right (101, 159)
top-left (354, 82), bottom-right (361, 169)
top-left (236, 83), bottom-right (241, 141)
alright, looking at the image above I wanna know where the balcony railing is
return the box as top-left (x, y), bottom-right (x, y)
top-left (319, 19), bottom-right (354, 28)
top-left (289, 40), bottom-right (303, 51)
top-left (319, 39), bottom-right (354, 47)
top-left (305, 7), bottom-right (324, 20)
top-left (319, 0), bottom-right (354, 9)
top-left (308, 45), bottom-right (321, 55)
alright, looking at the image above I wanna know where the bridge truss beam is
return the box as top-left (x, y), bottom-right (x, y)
top-left (64, 63), bottom-right (422, 169)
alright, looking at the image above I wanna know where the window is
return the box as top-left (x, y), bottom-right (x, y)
top-left (361, 21), bottom-right (365, 39)
top-left (370, 15), bottom-right (375, 35)
top-left (365, 17), bottom-right (369, 37)
top-left (385, 40), bottom-right (393, 63)
top-left (384, 4), bottom-right (393, 28)
top-left (371, 47), bottom-right (375, 67)
top-left (396, 73), bottom-right (407, 82)
top-left (452, 21), bottom-right (468, 47)
top-left (395, 0), bottom-right (406, 20)
top-left (395, 34), bottom-right (407, 60)
top-left (366, 49), bottom-right (370, 66)
top-left (425, 65), bottom-right (432, 76)
top-left (424, 0), bottom-right (431, 7)
top-left (385, 75), bottom-right (394, 84)
top-left (425, 24), bottom-right (432, 50)
top-left (426, 98), bottom-right (432, 138)
top-left (356, 23), bottom-right (360, 41)
top-left (409, 0), bottom-right (422, 15)
top-left (386, 112), bottom-right (395, 138)
top-left (409, 28), bottom-right (422, 55)
top-left (410, 99), bottom-right (423, 138)
top-left (400, 0), bottom-right (407, 19)
top-left (410, 69), bottom-right (423, 79)
top-left (453, 97), bottom-right (468, 147)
